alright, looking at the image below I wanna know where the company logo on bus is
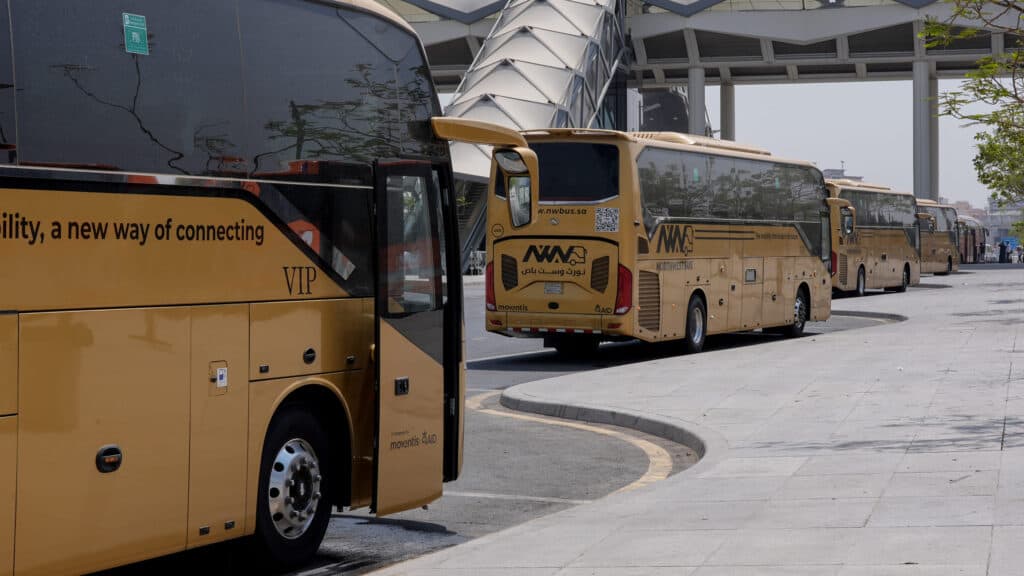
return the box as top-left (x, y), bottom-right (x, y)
top-left (523, 244), bottom-right (587, 265)
top-left (656, 224), bottom-right (695, 255)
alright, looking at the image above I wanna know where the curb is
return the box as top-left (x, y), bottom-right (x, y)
top-left (500, 386), bottom-right (731, 473)
top-left (830, 310), bottom-right (909, 323)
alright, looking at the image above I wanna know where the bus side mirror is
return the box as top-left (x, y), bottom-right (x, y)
top-left (917, 213), bottom-right (935, 231)
top-left (495, 147), bottom-right (538, 228)
top-left (841, 207), bottom-right (855, 236)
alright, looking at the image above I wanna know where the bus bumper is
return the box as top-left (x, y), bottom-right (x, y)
top-left (485, 311), bottom-right (628, 338)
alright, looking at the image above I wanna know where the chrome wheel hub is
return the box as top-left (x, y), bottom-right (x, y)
top-left (268, 438), bottom-right (322, 540)
top-left (692, 307), bottom-right (704, 343)
top-left (794, 295), bottom-right (807, 327)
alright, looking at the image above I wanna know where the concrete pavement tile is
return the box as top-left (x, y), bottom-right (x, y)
top-left (617, 500), bottom-right (766, 531)
top-left (436, 523), bottom-right (618, 569)
top-left (696, 457), bottom-right (808, 478)
top-left (694, 567), bottom-right (841, 576)
top-left (395, 570), bottom-right (559, 576)
top-left (837, 566), bottom-right (986, 575)
top-left (993, 498), bottom-right (1024, 525)
top-left (987, 526), bottom-right (1024, 576)
top-left (569, 530), bottom-right (728, 568)
top-left (558, 568), bottom-right (696, 576)
top-left (844, 527), bottom-right (991, 566)
top-left (745, 498), bottom-right (875, 529)
top-left (705, 528), bottom-right (859, 565)
top-left (659, 476), bottom-right (788, 502)
top-left (867, 496), bottom-right (995, 527)
top-left (795, 453), bottom-right (904, 476)
top-left (897, 451), bottom-right (1002, 473)
top-left (882, 471), bottom-right (998, 498)
top-left (776, 473), bottom-right (892, 500)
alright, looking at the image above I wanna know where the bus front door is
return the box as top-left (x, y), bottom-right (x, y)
top-left (373, 161), bottom-right (446, 516)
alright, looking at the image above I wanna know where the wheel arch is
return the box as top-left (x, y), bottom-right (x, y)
top-left (248, 379), bottom-right (355, 534)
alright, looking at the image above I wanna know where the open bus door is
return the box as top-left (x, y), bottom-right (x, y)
top-left (373, 160), bottom-right (450, 516)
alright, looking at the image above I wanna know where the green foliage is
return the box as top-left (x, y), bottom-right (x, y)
top-left (923, 1), bottom-right (1024, 206)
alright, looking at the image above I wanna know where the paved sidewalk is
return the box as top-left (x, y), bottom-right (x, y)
top-left (376, 269), bottom-right (1024, 575)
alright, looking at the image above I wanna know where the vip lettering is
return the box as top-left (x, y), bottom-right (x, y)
top-left (0, 212), bottom-right (43, 245)
top-left (283, 266), bottom-right (317, 295)
top-left (523, 245), bottom-right (587, 264)
top-left (656, 224), bottom-right (694, 254)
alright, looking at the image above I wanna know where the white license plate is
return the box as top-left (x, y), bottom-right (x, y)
top-left (544, 282), bottom-right (563, 295)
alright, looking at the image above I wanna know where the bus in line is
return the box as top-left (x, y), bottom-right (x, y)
top-left (826, 179), bottom-right (921, 296)
top-left (483, 129), bottom-right (833, 356)
top-left (957, 214), bottom-right (988, 264)
top-left (915, 198), bottom-right (959, 275)
top-left (0, 2), bottom-right (524, 574)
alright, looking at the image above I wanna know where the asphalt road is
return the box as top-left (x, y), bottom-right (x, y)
top-left (96, 278), bottom-right (901, 576)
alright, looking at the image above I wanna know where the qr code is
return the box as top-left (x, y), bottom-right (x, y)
top-left (595, 207), bottom-right (619, 233)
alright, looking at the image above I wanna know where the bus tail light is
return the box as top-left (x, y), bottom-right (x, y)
top-left (485, 261), bottom-right (496, 311)
top-left (614, 265), bottom-right (632, 315)
top-left (830, 250), bottom-right (837, 276)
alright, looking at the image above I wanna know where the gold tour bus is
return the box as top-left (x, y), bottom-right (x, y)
top-left (915, 198), bottom-right (960, 275)
top-left (827, 179), bottom-right (922, 295)
top-left (0, 2), bottom-right (525, 574)
top-left (957, 214), bottom-right (987, 264)
top-left (482, 129), bottom-right (833, 356)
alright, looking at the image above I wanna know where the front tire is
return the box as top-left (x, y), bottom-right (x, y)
top-left (255, 404), bottom-right (332, 570)
top-left (683, 295), bottom-right (707, 354)
top-left (854, 266), bottom-right (866, 297)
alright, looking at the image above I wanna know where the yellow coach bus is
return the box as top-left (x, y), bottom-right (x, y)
top-left (827, 179), bottom-right (921, 295)
top-left (957, 214), bottom-right (987, 264)
top-left (483, 129), bottom-right (833, 356)
top-left (915, 198), bottom-right (959, 275)
top-left (0, 2), bottom-right (517, 574)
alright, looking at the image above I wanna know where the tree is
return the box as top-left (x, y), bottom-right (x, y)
top-left (923, 2), bottom-right (1024, 205)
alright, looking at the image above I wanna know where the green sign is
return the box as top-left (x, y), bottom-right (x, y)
top-left (122, 13), bottom-right (149, 55)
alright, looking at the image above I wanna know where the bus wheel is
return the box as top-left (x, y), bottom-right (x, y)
top-left (683, 295), bottom-right (706, 354)
top-left (255, 404), bottom-right (331, 569)
top-left (855, 267), bottom-right (866, 297)
top-left (785, 288), bottom-right (809, 338)
top-left (895, 266), bottom-right (910, 292)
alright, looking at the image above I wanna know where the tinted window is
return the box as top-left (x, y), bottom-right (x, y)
top-left (0, 0), bottom-right (14, 164)
top-left (241, 0), bottom-right (444, 179)
top-left (12, 1), bottom-right (246, 174)
top-left (639, 147), bottom-right (826, 224)
top-left (841, 189), bottom-right (917, 228)
top-left (925, 206), bottom-right (957, 232)
top-left (532, 143), bottom-right (619, 203)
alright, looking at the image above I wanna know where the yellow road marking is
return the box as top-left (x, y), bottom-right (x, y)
top-left (467, 391), bottom-right (672, 495)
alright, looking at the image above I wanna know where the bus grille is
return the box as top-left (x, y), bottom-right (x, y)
top-left (839, 254), bottom-right (848, 285)
top-left (638, 271), bottom-right (661, 332)
top-left (501, 254), bottom-right (518, 290)
top-left (591, 256), bottom-right (610, 292)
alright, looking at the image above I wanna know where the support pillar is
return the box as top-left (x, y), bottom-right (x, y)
top-left (720, 82), bottom-right (735, 141)
top-left (929, 76), bottom-right (939, 200)
top-left (687, 67), bottom-right (706, 136)
top-left (912, 60), bottom-right (934, 200)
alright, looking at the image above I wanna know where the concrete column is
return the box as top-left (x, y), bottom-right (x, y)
top-left (929, 76), bottom-right (939, 200)
top-left (687, 67), bottom-right (706, 136)
top-left (720, 82), bottom-right (735, 141)
top-left (912, 60), bottom-right (932, 200)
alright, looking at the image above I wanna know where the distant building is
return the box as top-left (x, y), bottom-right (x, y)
top-left (950, 200), bottom-right (988, 223)
top-left (986, 198), bottom-right (1023, 249)
top-left (822, 168), bottom-right (863, 182)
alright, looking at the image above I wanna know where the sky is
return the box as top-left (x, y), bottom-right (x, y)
top-left (702, 79), bottom-right (995, 210)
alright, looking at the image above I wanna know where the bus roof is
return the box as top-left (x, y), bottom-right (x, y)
top-left (958, 214), bottom-right (985, 226)
top-left (826, 179), bottom-right (892, 192)
top-left (520, 128), bottom-right (816, 168)
top-left (331, 0), bottom-right (415, 34)
top-left (916, 198), bottom-right (956, 210)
